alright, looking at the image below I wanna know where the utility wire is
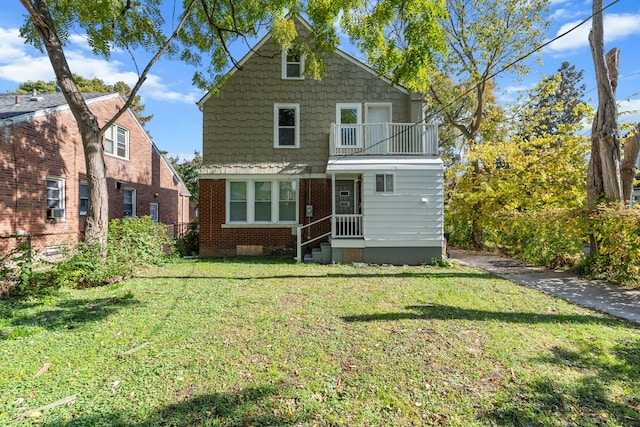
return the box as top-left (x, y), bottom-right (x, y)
top-left (328, 0), bottom-right (623, 163)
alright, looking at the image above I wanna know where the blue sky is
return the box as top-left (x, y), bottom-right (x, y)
top-left (0, 0), bottom-right (639, 161)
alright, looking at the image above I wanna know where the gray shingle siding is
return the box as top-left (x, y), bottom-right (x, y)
top-left (201, 22), bottom-right (412, 175)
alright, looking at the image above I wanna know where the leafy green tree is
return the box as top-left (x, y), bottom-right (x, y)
top-left (529, 62), bottom-right (587, 137)
top-left (15, 75), bottom-right (153, 127)
top-left (15, 79), bottom-right (57, 93)
top-left (447, 73), bottom-right (592, 248)
top-left (169, 151), bottom-right (202, 209)
top-left (17, 0), bottom-right (372, 252)
top-left (346, 0), bottom-right (551, 247)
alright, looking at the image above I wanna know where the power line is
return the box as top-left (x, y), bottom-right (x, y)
top-left (329, 0), bottom-right (623, 164)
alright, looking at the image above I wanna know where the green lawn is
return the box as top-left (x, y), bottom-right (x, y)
top-left (1, 258), bottom-right (639, 426)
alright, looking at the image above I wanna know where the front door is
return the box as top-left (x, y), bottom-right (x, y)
top-left (335, 180), bottom-right (355, 215)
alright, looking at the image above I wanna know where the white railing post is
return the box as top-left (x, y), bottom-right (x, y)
top-left (296, 226), bottom-right (302, 262)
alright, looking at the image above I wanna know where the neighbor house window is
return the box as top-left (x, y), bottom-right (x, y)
top-left (227, 180), bottom-right (297, 224)
top-left (79, 182), bottom-right (89, 216)
top-left (274, 104), bottom-right (300, 148)
top-left (46, 177), bottom-right (65, 219)
top-left (149, 203), bottom-right (159, 223)
top-left (282, 48), bottom-right (304, 79)
top-left (105, 124), bottom-right (129, 159)
top-left (375, 174), bottom-right (394, 193)
top-left (123, 189), bottom-right (136, 217)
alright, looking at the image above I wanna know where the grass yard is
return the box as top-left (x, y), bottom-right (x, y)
top-left (0, 258), bottom-right (639, 426)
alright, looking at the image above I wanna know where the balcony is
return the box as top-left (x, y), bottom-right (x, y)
top-left (330, 123), bottom-right (438, 156)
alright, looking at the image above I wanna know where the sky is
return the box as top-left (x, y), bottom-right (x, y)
top-left (0, 0), bottom-right (639, 161)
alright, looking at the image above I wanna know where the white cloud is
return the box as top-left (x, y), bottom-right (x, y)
top-left (619, 98), bottom-right (640, 125)
top-left (547, 13), bottom-right (640, 54)
top-left (0, 26), bottom-right (196, 104)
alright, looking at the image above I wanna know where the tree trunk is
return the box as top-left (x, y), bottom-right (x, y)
top-left (23, 0), bottom-right (109, 250)
top-left (587, 0), bottom-right (622, 207)
top-left (621, 126), bottom-right (640, 204)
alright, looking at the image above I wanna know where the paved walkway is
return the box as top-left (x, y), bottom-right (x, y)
top-left (449, 248), bottom-right (640, 325)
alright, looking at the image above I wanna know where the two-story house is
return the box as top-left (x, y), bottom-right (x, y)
top-left (198, 17), bottom-right (444, 264)
top-left (0, 92), bottom-right (191, 254)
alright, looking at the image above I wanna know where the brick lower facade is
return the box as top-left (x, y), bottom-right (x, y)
top-left (0, 94), bottom-right (190, 255)
top-left (199, 177), bottom-right (332, 258)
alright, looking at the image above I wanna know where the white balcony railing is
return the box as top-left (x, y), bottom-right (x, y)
top-left (333, 214), bottom-right (363, 238)
top-left (330, 123), bottom-right (438, 156)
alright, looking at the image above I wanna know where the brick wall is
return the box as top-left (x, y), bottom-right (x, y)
top-left (0, 94), bottom-right (189, 255)
top-left (199, 177), bottom-right (332, 258)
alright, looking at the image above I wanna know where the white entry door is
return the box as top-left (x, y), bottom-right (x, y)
top-left (365, 104), bottom-right (392, 153)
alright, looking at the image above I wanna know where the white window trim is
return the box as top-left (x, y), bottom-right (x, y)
top-left (281, 47), bottom-right (305, 80)
top-left (104, 124), bottom-right (130, 160)
top-left (375, 173), bottom-right (395, 194)
top-left (79, 181), bottom-right (89, 216)
top-left (336, 103), bottom-right (362, 148)
top-left (149, 203), bottom-right (159, 223)
top-left (226, 179), bottom-right (298, 224)
top-left (46, 176), bottom-right (66, 219)
top-left (123, 188), bottom-right (136, 217)
top-left (274, 103), bottom-right (300, 148)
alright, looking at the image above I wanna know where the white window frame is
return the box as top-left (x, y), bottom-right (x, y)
top-left (104, 124), bottom-right (130, 160)
top-left (281, 47), bottom-right (305, 80)
top-left (226, 179), bottom-right (298, 224)
top-left (336, 103), bottom-right (362, 147)
top-left (274, 104), bottom-right (300, 148)
top-left (123, 188), bottom-right (136, 217)
top-left (79, 181), bottom-right (89, 216)
top-left (46, 177), bottom-right (65, 219)
top-left (149, 203), bottom-right (159, 223)
top-left (375, 173), bottom-right (395, 194)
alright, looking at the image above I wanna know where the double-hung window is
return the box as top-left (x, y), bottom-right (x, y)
top-left (46, 177), bottom-right (65, 219)
top-left (79, 182), bottom-right (89, 216)
top-left (227, 180), bottom-right (298, 224)
top-left (282, 48), bottom-right (304, 79)
top-left (274, 104), bottom-right (300, 148)
top-left (375, 174), bottom-right (394, 193)
top-left (105, 124), bottom-right (129, 159)
top-left (123, 189), bottom-right (136, 217)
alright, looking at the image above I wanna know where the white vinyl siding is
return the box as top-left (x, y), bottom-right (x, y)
top-left (362, 169), bottom-right (443, 244)
top-left (227, 179), bottom-right (298, 224)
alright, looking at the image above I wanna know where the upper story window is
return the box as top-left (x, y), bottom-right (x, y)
top-left (46, 177), bottom-right (65, 219)
top-left (105, 124), bottom-right (129, 159)
top-left (274, 104), bottom-right (300, 148)
top-left (282, 48), bottom-right (304, 79)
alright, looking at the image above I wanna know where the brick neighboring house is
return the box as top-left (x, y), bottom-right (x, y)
top-left (0, 92), bottom-right (191, 254)
top-left (198, 17), bottom-right (444, 264)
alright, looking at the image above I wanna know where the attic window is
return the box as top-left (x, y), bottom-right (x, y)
top-left (282, 48), bottom-right (304, 79)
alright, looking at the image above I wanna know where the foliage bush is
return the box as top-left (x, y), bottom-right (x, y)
top-left (55, 216), bottom-right (173, 289)
top-left (447, 204), bottom-right (640, 285)
top-left (174, 218), bottom-right (199, 256)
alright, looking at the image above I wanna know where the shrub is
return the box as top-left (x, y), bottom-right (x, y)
top-left (55, 217), bottom-right (173, 288)
top-left (174, 219), bottom-right (199, 256)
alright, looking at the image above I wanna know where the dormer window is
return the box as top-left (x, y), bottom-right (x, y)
top-left (282, 48), bottom-right (304, 79)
